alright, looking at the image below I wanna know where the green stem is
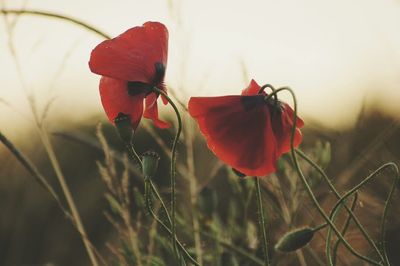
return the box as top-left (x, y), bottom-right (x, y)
top-left (270, 87), bottom-right (380, 265)
top-left (332, 193), bottom-right (358, 265)
top-left (328, 162), bottom-right (398, 266)
top-left (254, 177), bottom-right (270, 266)
top-left (127, 141), bottom-right (190, 265)
top-left (144, 180), bottom-right (200, 266)
top-left (0, 9), bottom-right (111, 39)
top-left (326, 193), bottom-right (358, 266)
top-left (380, 167), bottom-right (399, 265)
top-left (149, 181), bottom-right (173, 227)
top-left (126, 142), bottom-right (173, 237)
top-left (126, 143), bottom-right (143, 167)
top-left (313, 223), bottom-right (329, 232)
top-left (295, 149), bottom-right (385, 262)
top-left (152, 87), bottom-right (182, 264)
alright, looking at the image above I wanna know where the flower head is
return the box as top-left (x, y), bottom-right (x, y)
top-left (188, 79), bottom-right (303, 177)
top-left (89, 21), bottom-right (169, 130)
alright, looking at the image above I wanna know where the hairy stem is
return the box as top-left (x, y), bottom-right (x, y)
top-left (144, 180), bottom-right (200, 266)
top-left (152, 87), bottom-right (182, 263)
top-left (254, 177), bottom-right (270, 266)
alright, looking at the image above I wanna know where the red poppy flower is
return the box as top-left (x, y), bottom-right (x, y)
top-left (188, 79), bottom-right (304, 177)
top-left (89, 21), bottom-right (169, 130)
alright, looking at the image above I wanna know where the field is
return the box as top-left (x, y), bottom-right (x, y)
top-left (1, 1), bottom-right (400, 265)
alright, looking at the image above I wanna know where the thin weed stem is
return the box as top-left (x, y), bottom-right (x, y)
top-left (39, 129), bottom-right (99, 266)
top-left (254, 177), bottom-right (270, 266)
top-left (0, 9), bottom-right (111, 39)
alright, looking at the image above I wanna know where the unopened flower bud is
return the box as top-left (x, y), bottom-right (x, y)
top-left (275, 227), bottom-right (314, 252)
top-left (141, 151), bottom-right (160, 178)
top-left (114, 112), bottom-right (133, 144)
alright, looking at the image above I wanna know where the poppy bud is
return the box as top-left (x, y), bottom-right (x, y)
top-left (114, 112), bottom-right (133, 144)
top-left (274, 227), bottom-right (314, 252)
top-left (141, 151), bottom-right (160, 178)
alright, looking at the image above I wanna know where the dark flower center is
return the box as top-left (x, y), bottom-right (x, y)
top-left (127, 81), bottom-right (153, 96)
top-left (265, 97), bottom-right (283, 116)
top-left (240, 94), bottom-right (283, 117)
top-left (126, 62), bottom-right (165, 96)
top-left (240, 96), bottom-right (265, 111)
top-left (153, 62), bottom-right (166, 85)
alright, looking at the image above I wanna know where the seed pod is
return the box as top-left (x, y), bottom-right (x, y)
top-left (141, 151), bottom-right (160, 178)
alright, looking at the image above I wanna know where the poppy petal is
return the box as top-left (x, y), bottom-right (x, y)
top-left (143, 93), bottom-right (170, 128)
top-left (271, 103), bottom-right (303, 155)
top-left (99, 76), bottom-right (144, 130)
top-left (283, 102), bottom-right (305, 128)
top-left (241, 79), bottom-right (261, 96)
top-left (89, 22), bottom-right (168, 84)
top-left (189, 96), bottom-right (278, 176)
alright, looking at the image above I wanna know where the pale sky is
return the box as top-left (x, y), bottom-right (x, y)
top-left (1, 0), bottom-right (400, 134)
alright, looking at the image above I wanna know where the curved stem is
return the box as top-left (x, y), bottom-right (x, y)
top-left (127, 142), bottom-right (187, 265)
top-left (332, 193), bottom-right (358, 265)
top-left (273, 87), bottom-right (380, 265)
top-left (0, 9), bottom-right (111, 39)
top-left (295, 149), bottom-right (385, 262)
top-left (326, 193), bottom-right (358, 266)
top-left (144, 180), bottom-right (200, 266)
top-left (126, 142), bottom-right (173, 236)
top-left (328, 162), bottom-right (398, 265)
top-left (152, 87), bottom-right (182, 264)
top-left (254, 177), bottom-right (270, 266)
top-left (380, 166), bottom-right (399, 265)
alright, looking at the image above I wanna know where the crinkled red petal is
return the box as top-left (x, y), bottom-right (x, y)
top-left (189, 95), bottom-right (278, 176)
top-left (89, 22), bottom-right (168, 84)
top-left (99, 76), bottom-right (144, 130)
top-left (143, 93), bottom-right (169, 128)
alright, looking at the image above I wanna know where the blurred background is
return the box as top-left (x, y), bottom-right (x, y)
top-left (1, 0), bottom-right (400, 265)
